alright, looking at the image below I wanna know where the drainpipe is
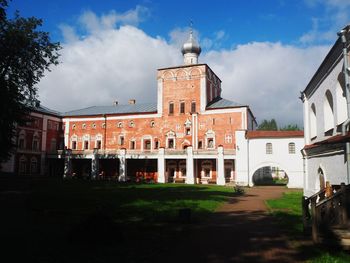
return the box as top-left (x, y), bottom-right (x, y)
top-left (247, 132), bottom-right (250, 187)
top-left (338, 27), bottom-right (350, 185)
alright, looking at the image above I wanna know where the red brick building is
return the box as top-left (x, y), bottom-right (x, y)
top-left (60, 31), bottom-right (257, 184)
top-left (1, 31), bottom-right (257, 184)
top-left (1, 105), bottom-right (64, 176)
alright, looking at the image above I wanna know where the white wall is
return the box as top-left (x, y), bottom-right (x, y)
top-left (304, 152), bottom-right (347, 197)
top-left (304, 61), bottom-right (344, 143)
top-left (235, 130), bottom-right (304, 188)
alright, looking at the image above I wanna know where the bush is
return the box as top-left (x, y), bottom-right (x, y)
top-left (234, 184), bottom-right (245, 195)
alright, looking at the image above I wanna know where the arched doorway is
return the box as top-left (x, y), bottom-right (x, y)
top-left (252, 165), bottom-right (289, 186)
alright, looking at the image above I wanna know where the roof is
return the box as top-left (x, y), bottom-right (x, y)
top-left (206, 97), bottom-right (245, 109)
top-left (246, 130), bottom-right (304, 139)
top-left (63, 103), bottom-right (157, 117)
top-left (30, 105), bottom-right (62, 117)
top-left (304, 132), bottom-right (350, 150)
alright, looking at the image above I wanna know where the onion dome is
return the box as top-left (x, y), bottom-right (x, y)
top-left (181, 30), bottom-right (201, 65)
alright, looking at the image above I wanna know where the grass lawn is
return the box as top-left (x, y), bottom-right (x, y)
top-left (0, 178), bottom-right (233, 262)
top-left (266, 191), bottom-right (350, 263)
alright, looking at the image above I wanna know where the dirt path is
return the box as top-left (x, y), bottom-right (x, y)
top-left (163, 186), bottom-right (303, 263)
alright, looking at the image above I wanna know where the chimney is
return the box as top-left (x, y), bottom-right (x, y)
top-left (128, 99), bottom-right (136, 105)
top-left (113, 100), bottom-right (118, 106)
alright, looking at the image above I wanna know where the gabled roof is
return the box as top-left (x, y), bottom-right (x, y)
top-left (206, 97), bottom-right (245, 109)
top-left (246, 130), bottom-right (304, 139)
top-left (63, 103), bottom-right (157, 117)
top-left (30, 105), bottom-right (62, 117)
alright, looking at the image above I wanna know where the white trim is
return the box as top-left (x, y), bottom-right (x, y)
top-left (63, 113), bottom-right (160, 122)
top-left (157, 78), bottom-right (163, 115)
top-left (202, 107), bottom-right (246, 115)
top-left (141, 135), bottom-right (153, 151)
top-left (30, 112), bottom-right (61, 122)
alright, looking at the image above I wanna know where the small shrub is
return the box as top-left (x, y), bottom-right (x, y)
top-left (234, 185), bottom-right (245, 195)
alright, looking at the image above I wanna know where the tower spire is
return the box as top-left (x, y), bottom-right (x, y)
top-left (181, 22), bottom-right (201, 65)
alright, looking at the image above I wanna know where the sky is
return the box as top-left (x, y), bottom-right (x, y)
top-left (6, 0), bottom-right (350, 127)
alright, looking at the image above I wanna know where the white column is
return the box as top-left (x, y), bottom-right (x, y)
top-left (157, 148), bottom-right (166, 183)
top-left (91, 148), bottom-right (99, 179)
top-left (118, 149), bottom-right (127, 182)
top-left (186, 146), bottom-right (195, 184)
top-left (217, 145), bottom-right (225, 185)
top-left (63, 149), bottom-right (72, 178)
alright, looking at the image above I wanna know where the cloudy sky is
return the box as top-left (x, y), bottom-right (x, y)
top-left (7, 0), bottom-right (350, 127)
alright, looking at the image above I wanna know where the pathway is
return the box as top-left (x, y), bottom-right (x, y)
top-left (162, 186), bottom-right (304, 263)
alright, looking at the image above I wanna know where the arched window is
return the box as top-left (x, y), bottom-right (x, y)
top-left (32, 132), bottom-right (39, 151)
top-left (266, 143), bottom-right (273, 154)
top-left (336, 72), bottom-right (347, 125)
top-left (117, 122), bottom-right (123, 128)
top-left (288, 142), bottom-right (295, 154)
top-left (324, 90), bottom-right (334, 133)
top-left (19, 156), bottom-right (27, 174)
top-left (205, 130), bottom-right (215, 149)
top-left (30, 157), bottom-right (38, 174)
top-left (18, 130), bottom-right (26, 149)
top-left (95, 134), bottom-right (102, 149)
top-left (71, 135), bottom-right (78, 150)
top-left (310, 103), bottom-right (317, 139)
top-left (82, 134), bottom-right (90, 150)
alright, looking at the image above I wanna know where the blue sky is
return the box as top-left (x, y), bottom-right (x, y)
top-left (6, 0), bottom-right (350, 126)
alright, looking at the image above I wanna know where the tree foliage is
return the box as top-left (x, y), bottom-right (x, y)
top-left (0, 0), bottom-right (60, 163)
top-left (258, 118), bottom-right (301, 131)
top-left (257, 119), bottom-right (278, 131)
top-left (279, 124), bottom-right (301, 131)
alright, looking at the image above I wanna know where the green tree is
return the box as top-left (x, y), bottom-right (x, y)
top-left (279, 124), bottom-right (301, 131)
top-left (0, 0), bottom-right (60, 163)
top-left (257, 119), bottom-right (278, 130)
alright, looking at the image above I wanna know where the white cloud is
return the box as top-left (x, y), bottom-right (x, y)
top-left (39, 10), bottom-right (329, 127)
top-left (203, 42), bottom-right (329, 126)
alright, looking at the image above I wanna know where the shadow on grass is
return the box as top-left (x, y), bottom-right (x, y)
top-left (0, 177), bottom-right (239, 262)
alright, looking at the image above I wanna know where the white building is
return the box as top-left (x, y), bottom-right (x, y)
top-left (235, 130), bottom-right (304, 188)
top-left (301, 25), bottom-right (350, 197)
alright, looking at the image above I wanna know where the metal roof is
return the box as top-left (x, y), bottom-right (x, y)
top-left (206, 97), bottom-right (244, 109)
top-left (31, 105), bottom-right (62, 117)
top-left (63, 103), bottom-right (157, 117)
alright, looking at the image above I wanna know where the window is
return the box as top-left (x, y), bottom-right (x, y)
top-left (154, 140), bottom-right (159, 149)
top-left (129, 121), bottom-right (135, 128)
top-left (180, 102), bottom-right (185, 114)
top-left (310, 103), bottom-right (317, 139)
top-left (198, 141), bottom-right (203, 149)
top-left (266, 143), bottom-right (272, 154)
top-left (169, 102), bottom-right (174, 115)
top-left (185, 127), bottom-right (191, 135)
top-left (324, 90), bottom-right (334, 133)
top-left (96, 140), bottom-right (102, 149)
top-left (130, 140), bottom-right (136, 149)
top-left (18, 138), bottom-right (25, 149)
top-left (72, 141), bottom-right (77, 150)
top-left (212, 118), bottom-right (215, 125)
top-left (117, 122), bottom-right (123, 128)
top-left (207, 138), bottom-right (214, 149)
top-left (288, 142), bottom-right (295, 154)
top-left (19, 156), bottom-right (26, 174)
top-left (82, 123), bottom-right (86, 129)
top-left (119, 135), bottom-right (125, 146)
top-left (30, 157), bottom-right (37, 174)
top-left (102, 123), bottom-right (106, 129)
top-left (84, 140), bottom-right (89, 150)
top-left (150, 120), bottom-right (155, 128)
top-left (92, 123), bottom-right (96, 129)
top-left (32, 134), bottom-right (39, 151)
top-left (191, 102), bottom-right (196, 113)
top-left (168, 138), bottom-right (174, 149)
top-left (50, 138), bottom-right (57, 152)
top-left (72, 124), bottom-right (76, 130)
top-left (144, 139), bottom-right (151, 150)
